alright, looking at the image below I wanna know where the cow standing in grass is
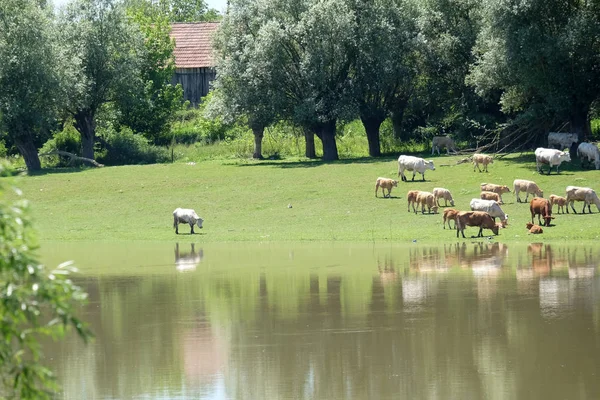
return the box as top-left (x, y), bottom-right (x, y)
top-left (173, 208), bottom-right (204, 234)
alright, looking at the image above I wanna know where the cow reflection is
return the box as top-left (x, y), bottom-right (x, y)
top-left (377, 256), bottom-right (398, 285)
top-left (568, 247), bottom-right (596, 279)
top-left (408, 246), bottom-right (450, 273)
top-left (175, 243), bottom-right (204, 272)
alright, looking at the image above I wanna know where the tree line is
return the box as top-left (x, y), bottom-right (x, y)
top-left (2, 0), bottom-right (600, 171)
top-left (0, 0), bottom-right (219, 171)
top-left (210, 0), bottom-right (600, 160)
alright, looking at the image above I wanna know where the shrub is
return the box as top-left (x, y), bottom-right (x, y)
top-left (39, 123), bottom-right (82, 167)
top-left (98, 127), bottom-right (170, 165)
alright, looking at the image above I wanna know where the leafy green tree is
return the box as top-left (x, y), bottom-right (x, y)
top-left (0, 0), bottom-right (63, 171)
top-left (211, 1), bottom-right (288, 159)
top-left (116, 9), bottom-right (184, 145)
top-left (215, 0), bottom-right (356, 161)
top-left (58, 0), bottom-right (145, 160)
top-left (0, 163), bottom-right (92, 398)
top-left (125, 0), bottom-right (222, 22)
top-left (468, 0), bottom-right (600, 139)
top-left (352, 0), bottom-right (420, 156)
top-left (413, 0), bottom-right (488, 141)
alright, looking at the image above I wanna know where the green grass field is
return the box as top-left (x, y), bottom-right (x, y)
top-left (3, 151), bottom-right (599, 243)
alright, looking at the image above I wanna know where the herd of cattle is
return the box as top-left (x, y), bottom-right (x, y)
top-left (375, 133), bottom-right (600, 238)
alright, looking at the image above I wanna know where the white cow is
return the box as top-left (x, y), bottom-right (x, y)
top-left (397, 155), bottom-right (435, 182)
top-left (548, 132), bottom-right (578, 150)
top-left (469, 198), bottom-right (508, 226)
top-left (173, 208), bottom-right (204, 234)
top-left (534, 147), bottom-right (571, 175)
top-left (577, 142), bottom-right (600, 170)
top-left (565, 186), bottom-right (600, 214)
top-left (431, 136), bottom-right (458, 155)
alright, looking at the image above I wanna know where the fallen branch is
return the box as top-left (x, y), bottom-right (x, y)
top-left (39, 150), bottom-right (104, 167)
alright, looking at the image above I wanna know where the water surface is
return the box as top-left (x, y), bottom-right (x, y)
top-left (39, 241), bottom-right (600, 399)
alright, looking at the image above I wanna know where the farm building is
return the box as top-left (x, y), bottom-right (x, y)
top-left (170, 22), bottom-right (220, 106)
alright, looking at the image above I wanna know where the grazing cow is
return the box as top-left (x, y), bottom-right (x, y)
top-left (375, 177), bottom-right (398, 198)
top-left (473, 153), bottom-right (493, 172)
top-left (407, 190), bottom-right (421, 212)
top-left (548, 132), bottom-right (578, 150)
top-left (480, 191), bottom-right (501, 204)
top-left (455, 211), bottom-right (500, 238)
top-left (535, 147), bottom-right (571, 174)
top-left (415, 191), bottom-right (438, 214)
top-left (526, 222), bottom-right (544, 234)
top-left (530, 198), bottom-right (553, 227)
top-left (577, 142), bottom-right (600, 170)
top-left (442, 208), bottom-right (459, 229)
top-left (431, 136), bottom-right (458, 155)
top-left (549, 194), bottom-right (567, 214)
top-left (398, 155), bottom-right (435, 182)
top-left (470, 198), bottom-right (508, 226)
top-left (173, 208), bottom-right (204, 234)
top-left (565, 186), bottom-right (600, 214)
top-left (513, 179), bottom-right (543, 203)
top-left (480, 183), bottom-right (511, 203)
top-left (433, 187), bottom-right (455, 207)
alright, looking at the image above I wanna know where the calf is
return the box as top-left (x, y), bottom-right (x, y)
top-left (526, 222), bottom-right (544, 234)
top-left (480, 183), bottom-right (511, 203)
top-left (473, 153), bottom-right (493, 172)
top-left (375, 177), bottom-right (398, 198)
top-left (415, 191), bottom-right (438, 214)
top-left (407, 190), bottom-right (421, 212)
top-left (480, 191), bottom-right (501, 203)
top-left (433, 187), bottom-right (455, 207)
top-left (442, 208), bottom-right (459, 229)
top-left (530, 198), bottom-right (553, 227)
top-left (455, 211), bottom-right (500, 238)
top-left (549, 194), bottom-right (567, 214)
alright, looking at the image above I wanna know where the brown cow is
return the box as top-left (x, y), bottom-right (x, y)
top-left (455, 211), bottom-right (500, 238)
top-left (530, 198), bottom-right (554, 227)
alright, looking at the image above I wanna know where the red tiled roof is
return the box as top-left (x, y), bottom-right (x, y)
top-left (170, 22), bottom-right (220, 68)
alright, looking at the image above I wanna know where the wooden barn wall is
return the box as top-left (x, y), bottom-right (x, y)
top-left (172, 67), bottom-right (216, 107)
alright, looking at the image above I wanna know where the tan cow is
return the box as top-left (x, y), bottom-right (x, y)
top-left (442, 208), bottom-right (459, 229)
top-left (480, 191), bottom-right (501, 203)
top-left (407, 190), bottom-right (421, 213)
top-left (375, 177), bottom-right (398, 198)
top-left (473, 153), bottom-right (493, 172)
top-left (480, 183), bottom-right (511, 203)
top-left (549, 194), bottom-right (567, 214)
top-left (415, 191), bottom-right (438, 214)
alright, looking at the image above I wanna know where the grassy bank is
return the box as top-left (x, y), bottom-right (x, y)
top-left (3, 151), bottom-right (600, 243)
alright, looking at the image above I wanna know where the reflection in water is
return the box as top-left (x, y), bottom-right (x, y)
top-left (41, 242), bottom-right (600, 400)
top-left (175, 243), bottom-right (204, 272)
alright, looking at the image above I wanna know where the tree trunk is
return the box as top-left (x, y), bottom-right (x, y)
top-left (390, 97), bottom-right (409, 141)
top-left (319, 119), bottom-right (338, 161)
top-left (304, 128), bottom-right (316, 159)
top-left (74, 110), bottom-right (96, 160)
top-left (251, 125), bottom-right (264, 159)
top-left (361, 115), bottom-right (384, 157)
top-left (14, 137), bottom-right (41, 172)
top-left (569, 109), bottom-right (590, 158)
